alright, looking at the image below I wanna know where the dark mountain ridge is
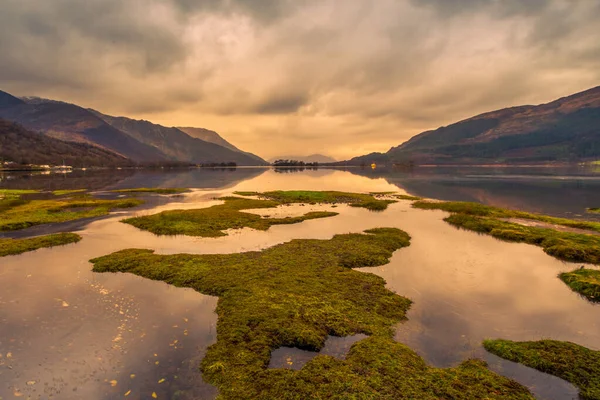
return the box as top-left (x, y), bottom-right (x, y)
top-left (0, 89), bottom-right (267, 166)
top-left (0, 118), bottom-right (131, 167)
top-left (346, 86), bottom-right (600, 165)
top-left (90, 111), bottom-right (267, 166)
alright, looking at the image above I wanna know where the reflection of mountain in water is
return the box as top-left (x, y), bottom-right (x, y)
top-left (105, 168), bottom-right (267, 191)
top-left (0, 168), bottom-right (268, 192)
top-left (0, 169), bottom-right (137, 191)
top-left (347, 167), bottom-right (600, 219)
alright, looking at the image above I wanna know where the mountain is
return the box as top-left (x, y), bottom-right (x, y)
top-left (269, 154), bottom-right (337, 163)
top-left (178, 127), bottom-right (240, 151)
top-left (0, 89), bottom-right (268, 166)
top-left (0, 118), bottom-right (131, 167)
top-left (178, 126), bottom-right (267, 165)
top-left (90, 111), bottom-right (268, 166)
top-left (346, 86), bottom-right (600, 165)
top-left (0, 92), bottom-right (167, 162)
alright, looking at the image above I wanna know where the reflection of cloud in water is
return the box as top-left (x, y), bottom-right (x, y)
top-left (1, 169), bottom-right (599, 399)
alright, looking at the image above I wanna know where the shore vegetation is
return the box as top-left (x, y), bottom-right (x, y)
top-left (484, 339), bottom-right (600, 400)
top-left (91, 228), bottom-right (532, 399)
top-left (123, 196), bottom-right (337, 237)
top-left (0, 232), bottom-right (81, 257)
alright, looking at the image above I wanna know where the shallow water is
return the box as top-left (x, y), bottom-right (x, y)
top-left (1, 168), bottom-right (599, 399)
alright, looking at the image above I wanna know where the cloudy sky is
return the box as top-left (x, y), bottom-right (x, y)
top-left (1, 0), bottom-right (599, 159)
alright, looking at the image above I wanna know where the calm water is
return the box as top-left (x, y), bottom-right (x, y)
top-left (1, 167), bottom-right (599, 399)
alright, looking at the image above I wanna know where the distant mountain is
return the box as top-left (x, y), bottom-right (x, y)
top-left (269, 154), bottom-right (337, 163)
top-left (178, 127), bottom-right (239, 151)
top-left (0, 118), bottom-right (131, 167)
top-left (0, 92), bottom-right (167, 162)
top-left (90, 111), bottom-right (268, 166)
top-left (0, 89), bottom-right (268, 166)
top-left (178, 126), bottom-right (266, 165)
top-left (346, 86), bottom-right (600, 165)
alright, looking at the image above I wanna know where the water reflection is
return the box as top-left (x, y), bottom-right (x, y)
top-left (1, 168), bottom-right (599, 399)
top-left (268, 334), bottom-right (369, 370)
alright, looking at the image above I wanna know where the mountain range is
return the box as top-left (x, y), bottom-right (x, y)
top-left (0, 90), bottom-right (267, 166)
top-left (345, 86), bottom-right (600, 165)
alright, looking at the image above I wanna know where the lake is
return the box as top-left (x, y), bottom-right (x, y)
top-left (1, 167), bottom-right (599, 399)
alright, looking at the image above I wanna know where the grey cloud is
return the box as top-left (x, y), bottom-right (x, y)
top-left (1, 0), bottom-right (599, 159)
top-left (253, 91), bottom-right (309, 114)
top-left (409, 0), bottom-right (551, 18)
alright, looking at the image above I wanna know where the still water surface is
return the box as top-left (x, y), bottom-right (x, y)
top-left (1, 167), bottom-right (599, 399)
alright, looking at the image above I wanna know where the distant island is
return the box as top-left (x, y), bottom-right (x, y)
top-left (269, 154), bottom-right (336, 164)
top-left (341, 86), bottom-right (600, 166)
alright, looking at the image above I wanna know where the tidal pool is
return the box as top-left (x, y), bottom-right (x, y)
top-left (1, 168), bottom-right (599, 399)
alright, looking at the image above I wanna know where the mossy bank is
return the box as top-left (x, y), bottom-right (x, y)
top-left (413, 201), bottom-right (600, 265)
top-left (559, 268), bottom-right (600, 302)
top-left (484, 339), bottom-right (600, 400)
top-left (0, 190), bottom-right (143, 231)
top-left (235, 190), bottom-right (397, 211)
top-left (91, 228), bottom-right (533, 399)
top-left (123, 196), bottom-right (338, 237)
top-left (0, 232), bottom-right (81, 257)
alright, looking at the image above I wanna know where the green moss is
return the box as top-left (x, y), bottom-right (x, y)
top-left (233, 191), bottom-right (260, 196)
top-left (0, 232), bottom-right (81, 257)
top-left (0, 196), bottom-right (143, 231)
top-left (52, 189), bottom-right (87, 196)
top-left (369, 191), bottom-right (397, 195)
top-left (559, 268), bottom-right (600, 302)
top-left (413, 201), bottom-right (600, 265)
top-left (413, 200), bottom-right (600, 233)
top-left (589, 208), bottom-right (600, 214)
top-left (111, 188), bottom-right (189, 194)
top-left (395, 194), bottom-right (422, 201)
top-left (122, 196), bottom-right (339, 237)
top-left (91, 228), bottom-right (531, 399)
top-left (255, 190), bottom-right (397, 211)
top-left (484, 339), bottom-right (600, 400)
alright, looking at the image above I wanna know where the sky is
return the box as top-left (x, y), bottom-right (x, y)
top-left (1, 0), bottom-right (599, 160)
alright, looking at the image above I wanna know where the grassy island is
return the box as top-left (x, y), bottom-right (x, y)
top-left (123, 196), bottom-right (338, 237)
top-left (111, 188), bottom-right (189, 194)
top-left (0, 232), bottom-right (81, 257)
top-left (91, 228), bottom-right (533, 399)
top-left (559, 269), bottom-right (600, 302)
top-left (235, 190), bottom-right (397, 211)
top-left (413, 201), bottom-right (600, 265)
top-left (0, 190), bottom-right (143, 231)
top-left (484, 339), bottom-right (600, 400)
top-left (589, 208), bottom-right (600, 214)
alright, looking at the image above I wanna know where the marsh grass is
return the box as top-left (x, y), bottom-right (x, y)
top-left (123, 196), bottom-right (338, 237)
top-left (394, 194), bottom-right (422, 201)
top-left (91, 228), bottom-right (532, 399)
top-left (0, 232), bottom-right (81, 257)
top-left (559, 269), bottom-right (600, 302)
top-left (413, 201), bottom-right (600, 232)
top-left (52, 189), bottom-right (87, 196)
top-left (0, 193), bottom-right (143, 231)
top-left (111, 188), bottom-right (189, 194)
top-left (484, 339), bottom-right (600, 400)
top-left (237, 190), bottom-right (397, 211)
top-left (413, 201), bottom-right (600, 265)
top-left (589, 208), bottom-right (600, 214)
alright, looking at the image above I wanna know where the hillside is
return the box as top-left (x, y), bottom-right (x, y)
top-left (347, 86), bottom-right (600, 165)
top-left (0, 89), bottom-right (268, 166)
top-left (0, 119), bottom-right (131, 167)
top-left (178, 126), bottom-right (266, 165)
top-left (269, 154), bottom-right (336, 164)
top-left (0, 92), bottom-right (167, 162)
top-left (91, 111), bottom-right (268, 166)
